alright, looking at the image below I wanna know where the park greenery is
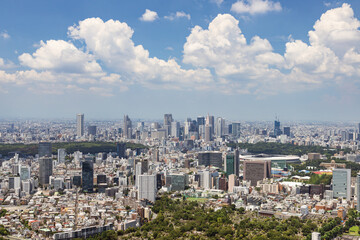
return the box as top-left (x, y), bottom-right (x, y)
top-left (115, 195), bottom-right (344, 240)
top-left (227, 142), bottom-right (350, 157)
top-left (0, 142), bottom-right (147, 157)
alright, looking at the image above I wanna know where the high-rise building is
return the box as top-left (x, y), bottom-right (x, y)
top-left (57, 149), bottom-right (66, 163)
top-left (164, 114), bottom-right (173, 137)
top-left (224, 150), bottom-right (239, 176)
top-left (283, 127), bottom-right (290, 137)
top-left (77, 113), bottom-right (84, 137)
top-left (232, 123), bottom-right (241, 138)
top-left (38, 142), bottom-right (52, 157)
top-left (206, 115), bottom-right (214, 135)
top-left (215, 117), bottom-right (225, 137)
top-left (82, 160), bottom-right (94, 193)
top-left (116, 142), bottom-right (126, 158)
top-left (20, 166), bottom-right (31, 181)
top-left (311, 232), bottom-right (321, 240)
top-left (123, 115), bottom-right (132, 139)
top-left (204, 125), bottom-right (212, 142)
top-left (198, 152), bottom-right (223, 169)
top-left (243, 160), bottom-right (271, 186)
top-left (332, 168), bottom-right (351, 201)
top-left (8, 177), bottom-right (21, 190)
top-left (197, 116), bottom-right (205, 126)
top-left (88, 125), bottom-right (97, 136)
top-left (274, 119), bottom-right (281, 137)
top-left (171, 121), bottom-right (180, 138)
top-left (39, 157), bottom-right (53, 186)
top-left (357, 172), bottom-right (360, 211)
top-left (201, 170), bottom-right (212, 189)
top-left (138, 175), bottom-right (157, 202)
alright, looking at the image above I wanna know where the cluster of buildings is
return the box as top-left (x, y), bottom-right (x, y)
top-left (0, 114), bottom-right (359, 239)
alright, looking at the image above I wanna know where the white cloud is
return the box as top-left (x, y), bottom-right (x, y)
top-left (19, 40), bottom-right (102, 74)
top-left (0, 31), bottom-right (10, 39)
top-left (164, 11), bottom-right (191, 21)
top-left (1, 4), bottom-right (360, 97)
top-left (231, 0), bottom-right (282, 15)
top-left (139, 9), bottom-right (159, 22)
top-left (0, 58), bottom-right (16, 69)
top-left (68, 18), bottom-right (213, 90)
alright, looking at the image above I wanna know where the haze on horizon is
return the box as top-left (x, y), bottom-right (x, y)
top-left (0, 0), bottom-right (360, 121)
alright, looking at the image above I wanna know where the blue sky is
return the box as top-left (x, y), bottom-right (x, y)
top-left (1, 0), bottom-right (360, 121)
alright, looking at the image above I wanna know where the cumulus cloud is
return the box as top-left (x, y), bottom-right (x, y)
top-left (68, 18), bottom-right (213, 89)
top-left (164, 11), bottom-right (191, 21)
top-left (139, 9), bottom-right (159, 22)
top-left (1, 3), bottom-right (360, 97)
top-left (19, 40), bottom-right (102, 74)
top-left (231, 0), bottom-right (282, 15)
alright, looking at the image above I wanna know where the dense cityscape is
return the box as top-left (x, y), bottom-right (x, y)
top-left (2, 0), bottom-right (360, 239)
top-left (0, 114), bottom-right (359, 239)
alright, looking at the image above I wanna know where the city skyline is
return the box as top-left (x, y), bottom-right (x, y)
top-left (1, 1), bottom-right (360, 121)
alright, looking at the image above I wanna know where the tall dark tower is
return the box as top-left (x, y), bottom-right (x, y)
top-left (274, 119), bottom-right (281, 137)
top-left (82, 160), bottom-right (94, 193)
top-left (123, 115), bottom-right (132, 139)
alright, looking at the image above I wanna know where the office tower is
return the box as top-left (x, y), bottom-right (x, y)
top-left (38, 142), bottom-right (52, 157)
top-left (20, 166), bottom-right (31, 181)
top-left (332, 168), bottom-right (351, 201)
top-left (201, 170), bottom-right (212, 189)
top-left (57, 149), bottom-right (66, 163)
top-left (164, 114), bottom-right (173, 136)
top-left (8, 177), bottom-right (21, 190)
top-left (198, 152), bottom-right (223, 169)
top-left (72, 176), bottom-right (82, 187)
top-left (243, 160), bottom-right (271, 186)
top-left (138, 175), bottom-right (157, 202)
top-left (283, 127), bottom-right (290, 137)
top-left (153, 149), bottom-right (159, 162)
top-left (206, 115), bottom-right (215, 135)
top-left (22, 180), bottom-right (32, 194)
top-left (215, 117), bottom-right (225, 137)
top-left (171, 121), bottom-right (180, 138)
top-left (274, 119), bottom-right (281, 137)
top-left (232, 123), bottom-right (241, 138)
top-left (166, 174), bottom-right (187, 191)
top-left (77, 113), bottom-right (84, 137)
top-left (39, 157), bottom-right (53, 186)
top-left (341, 131), bottom-right (349, 141)
top-left (228, 174), bottom-right (237, 192)
top-left (82, 160), bottom-right (94, 193)
top-left (205, 125), bottom-right (212, 142)
top-left (357, 172), bottom-right (360, 211)
top-left (88, 125), bottom-right (97, 135)
top-left (156, 173), bottom-right (163, 190)
top-left (135, 162), bottom-right (142, 188)
top-left (224, 150), bottom-right (240, 176)
top-left (117, 142), bottom-right (126, 158)
top-left (141, 159), bottom-right (149, 174)
top-left (197, 116), bottom-right (205, 126)
top-left (123, 115), bottom-right (132, 139)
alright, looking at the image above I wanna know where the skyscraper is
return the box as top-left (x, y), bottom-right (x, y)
top-left (232, 123), bottom-right (241, 138)
top-left (171, 121), bottom-right (180, 138)
top-left (82, 159), bottom-right (94, 193)
top-left (38, 142), bottom-right (52, 157)
top-left (205, 125), bottom-right (211, 142)
top-left (88, 125), bottom-right (97, 136)
top-left (215, 117), bottom-right (225, 137)
top-left (123, 115), bottom-right (132, 139)
top-left (283, 127), bottom-right (290, 137)
top-left (243, 160), bottom-right (271, 186)
top-left (39, 157), bottom-right (53, 186)
top-left (332, 168), bottom-right (351, 201)
top-left (77, 113), bottom-right (84, 137)
top-left (164, 114), bottom-right (173, 136)
top-left (198, 152), bottom-right (223, 169)
top-left (57, 149), bottom-right (66, 163)
top-left (138, 174), bottom-right (157, 202)
top-left (197, 116), bottom-right (205, 126)
top-left (206, 115), bottom-right (214, 135)
top-left (225, 149), bottom-right (239, 176)
top-left (274, 119), bottom-right (281, 137)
